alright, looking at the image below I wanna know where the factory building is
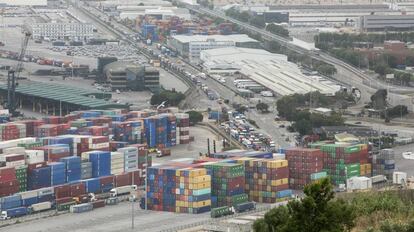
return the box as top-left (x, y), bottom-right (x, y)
top-left (359, 15), bottom-right (414, 32)
top-left (28, 23), bottom-right (94, 41)
top-left (104, 61), bottom-right (160, 93)
top-left (200, 47), bottom-right (340, 96)
top-left (168, 34), bottom-right (260, 62)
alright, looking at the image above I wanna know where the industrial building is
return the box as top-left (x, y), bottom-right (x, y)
top-left (0, 0), bottom-right (47, 6)
top-left (0, 82), bottom-right (126, 114)
top-left (104, 61), bottom-right (160, 93)
top-left (119, 7), bottom-right (191, 20)
top-left (101, 0), bottom-right (172, 11)
top-left (28, 23), bottom-right (94, 41)
top-left (168, 34), bottom-right (260, 62)
top-left (200, 47), bottom-right (340, 96)
top-left (359, 14), bottom-right (414, 31)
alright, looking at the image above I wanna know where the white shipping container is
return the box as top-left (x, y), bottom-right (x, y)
top-left (90, 142), bottom-right (110, 149)
top-left (347, 177), bottom-right (372, 190)
top-left (0, 137), bottom-right (36, 150)
top-left (30, 202), bottom-right (52, 212)
top-left (6, 160), bottom-right (26, 168)
top-left (20, 190), bottom-right (38, 199)
top-left (3, 147), bottom-right (25, 155)
top-left (393, 171), bottom-right (407, 185)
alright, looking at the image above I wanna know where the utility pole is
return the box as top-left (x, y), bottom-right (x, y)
top-left (131, 170), bottom-right (135, 229)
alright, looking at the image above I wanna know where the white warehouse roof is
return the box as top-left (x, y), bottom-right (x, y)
top-left (201, 47), bottom-right (340, 96)
top-left (172, 34), bottom-right (258, 44)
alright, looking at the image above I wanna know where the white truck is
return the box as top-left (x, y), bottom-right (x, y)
top-left (29, 202), bottom-right (52, 213)
top-left (109, 185), bottom-right (137, 197)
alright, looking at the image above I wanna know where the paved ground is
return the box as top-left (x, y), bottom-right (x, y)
top-left (0, 202), bottom-right (210, 232)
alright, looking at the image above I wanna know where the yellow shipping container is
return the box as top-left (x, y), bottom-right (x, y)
top-left (193, 200), bottom-right (211, 208)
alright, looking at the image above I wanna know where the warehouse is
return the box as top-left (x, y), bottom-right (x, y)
top-left (200, 47), bottom-right (340, 96)
top-left (104, 61), bottom-right (160, 93)
top-left (359, 15), bottom-right (414, 32)
top-left (28, 23), bottom-right (94, 41)
top-left (119, 7), bottom-right (191, 20)
top-left (168, 34), bottom-right (260, 62)
top-left (0, 82), bottom-right (127, 114)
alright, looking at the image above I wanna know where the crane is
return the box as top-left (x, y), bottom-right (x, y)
top-left (6, 30), bottom-right (31, 117)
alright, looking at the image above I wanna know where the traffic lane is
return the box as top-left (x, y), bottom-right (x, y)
top-left (246, 110), bottom-right (292, 148)
top-left (391, 143), bottom-right (414, 176)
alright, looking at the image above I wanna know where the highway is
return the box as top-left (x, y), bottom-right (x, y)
top-left (185, 5), bottom-right (414, 111)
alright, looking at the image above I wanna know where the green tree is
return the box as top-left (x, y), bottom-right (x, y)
top-left (254, 178), bottom-right (356, 232)
top-left (256, 102), bottom-right (269, 113)
top-left (186, 111), bottom-right (203, 125)
top-left (150, 90), bottom-right (185, 106)
top-left (370, 89), bottom-right (388, 110)
top-left (293, 119), bottom-right (312, 135)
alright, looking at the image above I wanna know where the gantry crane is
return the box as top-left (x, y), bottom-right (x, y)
top-left (6, 30), bottom-right (31, 116)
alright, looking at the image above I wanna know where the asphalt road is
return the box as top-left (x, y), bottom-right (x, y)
top-left (1, 202), bottom-right (210, 232)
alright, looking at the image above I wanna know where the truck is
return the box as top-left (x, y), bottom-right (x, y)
top-left (0, 207), bottom-right (28, 220)
top-left (210, 206), bottom-right (234, 218)
top-left (156, 148), bottom-right (171, 158)
top-left (198, 72), bottom-right (207, 80)
top-left (28, 202), bottom-right (52, 213)
top-left (109, 185), bottom-right (137, 197)
top-left (234, 202), bottom-right (256, 213)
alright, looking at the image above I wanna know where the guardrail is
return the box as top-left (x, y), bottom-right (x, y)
top-left (198, 122), bottom-right (244, 149)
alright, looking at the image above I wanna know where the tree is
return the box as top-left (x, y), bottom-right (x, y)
top-left (253, 178), bottom-right (356, 232)
top-left (256, 102), bottom-right (269, 113)
top-left (186, 111), bottom-right (203, 125)
top-left (250, 16), bottom-right (266, 28)
top-left (370, 89), bottom-right (388, 110)
top-left (293, 119), bottom-right (312, 136)
top-left (150, 90), bottom-right (186, 106)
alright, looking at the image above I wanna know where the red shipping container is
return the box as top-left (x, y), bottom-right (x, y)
top-left (55, 185), bottom-right (71, 199)
top-left (115, 173), bottom-right (131, 187)
top-left (4, 154), bottom-right (25, 162)
top-left (92, 200), bottom-right (105, 209)
top-left (0, 167), bottom-right (16, 182)
top-left (70, 183), bottom-right (86, 197)
top-left (99, 176), bottom-right (115, 187)
top-left (0, 180), bottom-right (19, 197)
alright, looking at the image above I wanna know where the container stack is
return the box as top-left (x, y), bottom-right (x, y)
top-left (117, 147), bottom-right (139, 173)
top-left (372, 149), bottom-right (395, 179)
top-left (34, 124), bottom-right (59, 137)
top-left (144, 118), bottom-right (156, 148)
top-left (110, 152), bottom-right (124, 175)
top-left (4, 154), bottom-right (25, 168)
top-left (27, 166), bottom-right (51, 190)
top-left (0, 195), bottom-right (21, 210)
top-left (285, 148), bottom-right (325, 189)
top-left (99, 176), bottom-right (115, 193)
top-left (87, 151), bottom-right (111, 178)
top-left (156, 115), bottom-right (168, 148)
top-left (147, 166), bottom-right (178, 212)
top-left (321, 144), bottom-right (369, 185)
top-left (15, 165), bottom-right (27, 192)
top-left (176, 113), bottom-right (190, 145)
top-left (360, 163), bottom-right (372, 177)
top-left (242, 158), bottom-right (289, 203)
top-left (60, 156), bottom-right (81, 182)
top-left (36, 144), bottom-right (71, 162)
top-left (81, 162), bottom-right (92, 179)
top-left (18, 120), bottom-right (44, 137)
top-left (0, 167), bottom-right (19, 197)
top-left (49, 162), bottom-right (66, 186)
top-left (166, 114), bottom-right (177, 147)
top-left (0, 123), bottom-right (26, 141)
top-left (175, 168), bottom-right (211, 214)
top-left (20, 190), bottom-right (38, 206)
top-left (203, 163), bottom-right (245, 208)
top-left (82, 178), bottom-right (101, 193)
top-left (25, 150), bottom-right (45, 164)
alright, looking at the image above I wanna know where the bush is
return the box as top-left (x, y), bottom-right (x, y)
top-left (150, 90), bottom-right (185, 106)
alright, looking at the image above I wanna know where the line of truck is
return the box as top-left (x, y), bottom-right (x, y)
top-left (0, 185), bottom-right (137, 220)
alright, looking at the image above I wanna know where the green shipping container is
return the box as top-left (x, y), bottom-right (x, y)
top-left (211, 206), bottom-right (233, 218)
top-left (18, 142), bottom-right (43, 149)
top-left (344, 145), bottom-right (361, 154)
top-left (57, 201), bottom-right (77, 211)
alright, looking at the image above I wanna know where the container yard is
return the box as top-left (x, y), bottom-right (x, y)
top-left (0, 108), bottom-right (196, 221)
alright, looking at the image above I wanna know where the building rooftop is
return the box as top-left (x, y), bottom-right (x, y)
top-left (201, 47), bottom-right (340, 96)
top-left (172, 34), bottom-right (258, 44)
top-left (0, 82), bottom-right (127, 110)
